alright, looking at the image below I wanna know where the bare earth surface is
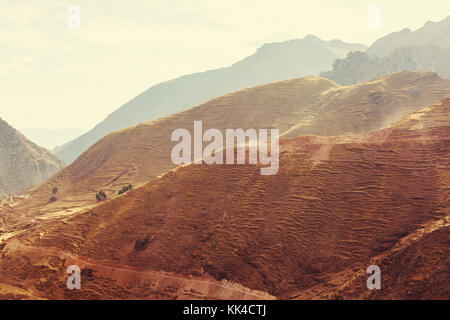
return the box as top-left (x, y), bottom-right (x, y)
top-left (6, 72), bottom-right (450, 219)
top-left (0, 96), bottom-right (448, 299)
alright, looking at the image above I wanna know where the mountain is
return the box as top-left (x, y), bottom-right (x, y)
top-left (367, 15), bottom-right (450, 57)
top-left (0, 118), bottom-right (65, 199)
top-left (291, 98), bottom-right (450, 299)
top-left (54, 35), bottom-right (366, 163)
top-left (321, 45), bottom-right (450, 85)
top-left (321, 16), bottom-right (450, 85)
top-left (19, 128), bottom-right (87, 150)
top-left (1, 96), bottom-right (448, 299)
top-left (4, 71), bottom-right (450, 217)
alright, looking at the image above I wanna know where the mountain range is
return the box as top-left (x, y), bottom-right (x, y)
top-left (1, 92), bottom-right (448, 299)
top-left (53, 35), bottom-right (366, 163)
top-left (4, 71), bottom-right (450, 221)
top-left (55, 16), bottom-right (450, 165)
top-left (19, 128), bottom-right (87, 150)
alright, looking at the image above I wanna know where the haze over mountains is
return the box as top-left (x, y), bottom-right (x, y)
top-left (322, 15), bottom-right (450, 85)
top-left (54, 16), bottom-right (450, 164)
top-left (20, 128), bottom-right (87, 150)
top-left (54, 35), bottom-right (366, 163)
top-left (366, 16), bottom-right (450, 57)
top-left (0, 118), bottom-right (64, 199)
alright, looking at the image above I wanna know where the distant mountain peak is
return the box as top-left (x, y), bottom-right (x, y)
top-left (255, 35), bottom-right (325, 51)
top-left (367, 16), bottom-right (450, 57)
top-left (303, 34), bottom-right (321, 41)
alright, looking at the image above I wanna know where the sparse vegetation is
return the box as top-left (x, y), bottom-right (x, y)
top-left (49, 187), bottom-right (58, 202)
top-left (134, 236), bottom-right (149, 251)
top-left (118, 184), bottom-right (133, 195)
top-left (96, 191), bottom-right (107, 201)
top-left (81, 268), bottom-right (95, 282)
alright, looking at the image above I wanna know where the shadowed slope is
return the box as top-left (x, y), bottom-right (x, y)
top-left (0, 118), bottom-right (64, 199)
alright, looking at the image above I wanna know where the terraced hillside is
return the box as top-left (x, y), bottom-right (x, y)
top-left (4, 71), bottom-right (450, 218)
top-left (0, 97), bottom-right (448, 299)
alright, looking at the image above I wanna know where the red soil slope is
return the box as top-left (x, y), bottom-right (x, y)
top-left (1, 97), bottom-right (448, 299)
top-left (3, 72), bottom-right (450, 219)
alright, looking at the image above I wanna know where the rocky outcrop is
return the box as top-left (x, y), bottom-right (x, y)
top-left (321, 16), bottom-right (450, 85)
top-left (321, 45), bottom-right (450, 85)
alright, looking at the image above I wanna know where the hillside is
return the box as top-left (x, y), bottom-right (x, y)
top-left (321, 16), bottom-right (450, 85)
top-left (54, 35), bottom-right (366, 163)
top-left (0, 118), bottom-right (65, 199)
top-left (0, 96), bottom-right (448, 299)
top-left (5, 71), bottom-right (450, 217)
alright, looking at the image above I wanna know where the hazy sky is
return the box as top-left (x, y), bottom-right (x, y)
top-left (1, 0), bottom-right (449, 130)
